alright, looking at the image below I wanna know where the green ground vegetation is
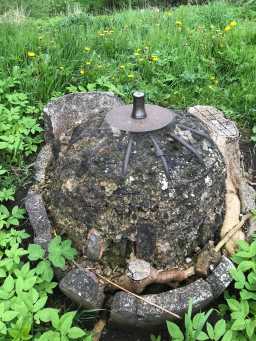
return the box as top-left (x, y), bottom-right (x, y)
top-left (0, 1), bottom-right (256, 340)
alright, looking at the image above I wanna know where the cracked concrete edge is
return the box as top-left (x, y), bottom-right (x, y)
top-left (25, 190), bottom-right (105, 310)
top-left (110, 257), bottom-right (234, 328)
top-left (34, 144), bottom-right (53, 184)
top-left (25, 190), bottom-right (52, 249)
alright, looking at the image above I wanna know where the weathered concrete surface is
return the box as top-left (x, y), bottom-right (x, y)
top-left (110, 279), bottom-right (214, 328)
top-left (25, 94), bottom-right (239, 328)
top-left (42, 93), bottom-right (226, 269)
top-left (25, 191), bottom-right (52, 248)
top-left (59, 268), bottom-right (105, 309)
top-left (44, 91), bottom-right (123, 156)
top-left (206, 256), bottom-right (234, 299)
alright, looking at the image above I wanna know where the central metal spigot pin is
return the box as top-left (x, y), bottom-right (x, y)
top-left (106, 91), bottom-right (205, 177)
top-left (106, 91), bottom-right (175, 133)
top-left (131, 91), bottom-right (147, 120)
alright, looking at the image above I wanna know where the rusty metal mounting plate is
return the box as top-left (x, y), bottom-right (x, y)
top-left (106, 104), bottom-right (176, 133)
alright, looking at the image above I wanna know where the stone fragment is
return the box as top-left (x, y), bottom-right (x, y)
top-left (195, 241), bottom-right (221, 276)
top-left (25, 191), bottom-right (52, 248)
top-left (34, 144), bottom-right (53, 183)
top-left (206, 256), bottom-right (234, 299)
top-left (86, 228), bottom-right (104, 261)
top-left (110, 292), bottom-right (138, 327)
top-left (127, 259), bottom-right (151, 281)
top-left (59, 268), bottom-right (105, 309)
top-left (110, 279), bottom-right (213, 327)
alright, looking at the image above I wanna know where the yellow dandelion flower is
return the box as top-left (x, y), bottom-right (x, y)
top-left (27, 51), bottom-right (36, 58)
top-left (119, 65), bottom-right (125, 69)
top-left (164, 10), bottom-right (172, 17)
top-left (229, 20), bottom-right (237, 28)
top-left (176, 20), bottom-right (182, 27)
top-left (128, 74), bottom-right (134, 79)
top-left (224, 25), bottom-right (231, 32)
top-left (84, 47), bottom-right (91, 52)
top-left (151, 55), bottom-right (159, 62)
top-left (85, 61), bottom-right (91, 65)
top-left (80, 69), bottom-right (85, 75)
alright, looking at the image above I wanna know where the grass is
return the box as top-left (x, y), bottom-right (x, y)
top-left (0, 1), bottom-right (256, 133)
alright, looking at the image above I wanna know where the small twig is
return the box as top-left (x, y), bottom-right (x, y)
top-left (73, 261), bottom-right (181, 320)
top-left (92, 319), bottom-right (107, 341)
top-left (215, 213), bottom-right (251, 253)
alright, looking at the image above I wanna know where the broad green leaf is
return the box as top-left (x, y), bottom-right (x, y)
top-left (68, 327), bottom-right (86, 339)
top-left (230, 269), bottom-right (245, 288)
top-left (226, 299), bottom-right (240, 312)
top-left (2, 275), bottom-right (14, 292)
top-left (59, 311), bottom-right (76, 335)
top-left (214, 319), bottom-right (226, 340)
top-left (241, 289), bottom-right (256, 300)
top-left (166, 321), bottom-right (184, 340)
top-left (2, 310), bottom-right (18, 322)
top-left (207, 322), bottom-right (214, 339)
top-left (0, 321), bottom-right (7, 334)
top-left (36, 260), bottom-right (54, 282)
top-left (32, 296), bottom-right (48, 313)
top-left (238, 261), bottom-right (255, 272)
top-left (35, 308), bottom-right (59, 325)
top-left (197, 331), bottom-right (208, 340)
top-left (28, 244), bottom-right (45, 261)
top-left (231, 318), bottom-right (246, 331)
top-left (49, 253), bottom-right (65, 269)
top-left (0, 269), bottom-right (6, 278)
top-left (221, 330), bottom-right (233, 341)
top-left (245, 319), bottom-right (256, 338)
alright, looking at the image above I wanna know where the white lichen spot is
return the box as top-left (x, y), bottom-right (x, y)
top-left (205, 176), bottom-right (213, 186)
top-left (159, 172), bottom-right (168, 191)
top-left (111, 126), bottom-right (121, 137)
top-left (125, 175), bottom-right (135, 185)
top-left (169, 189), bottom-right (175, 198)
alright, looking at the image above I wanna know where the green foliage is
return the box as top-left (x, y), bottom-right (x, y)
top-left (0, 2), bottom-right (255, 134)
top-left (0, 171), bottom-right (90, 340)
top-left (0, 77), bottom-right (43, 165)
top-left (164, 300), bottom-right (228, 341)
top-left (155, 236), bottom-right (256, 341)
top-left (48, 237), bottom-right (77, 270)
top-left (28, 237), bottom-right (77, 270)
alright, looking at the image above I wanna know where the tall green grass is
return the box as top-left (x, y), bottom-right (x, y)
top-left (0, 1), bottom-right (256, 127)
